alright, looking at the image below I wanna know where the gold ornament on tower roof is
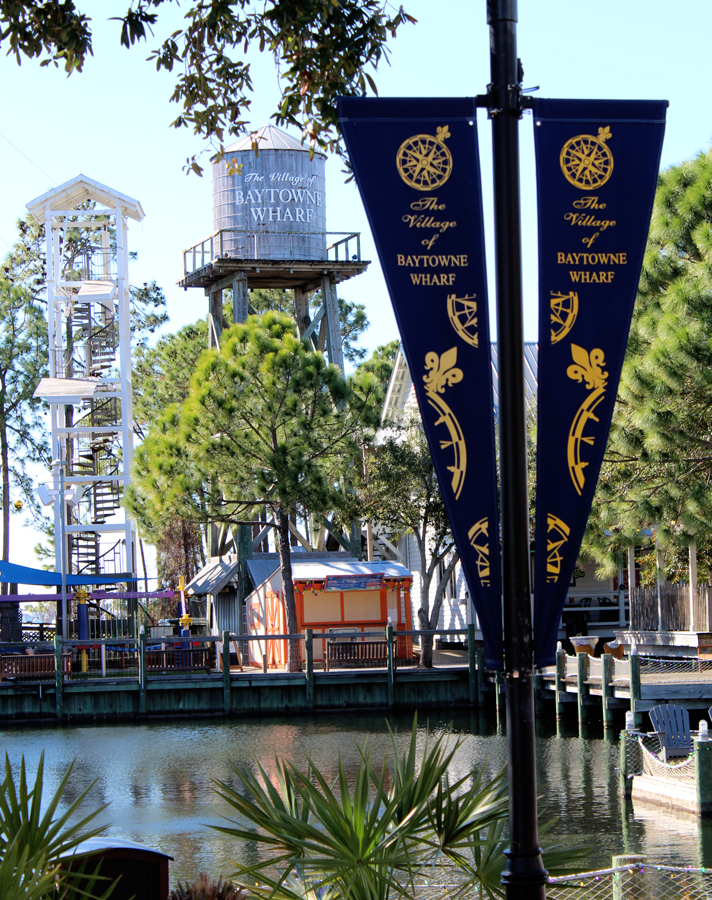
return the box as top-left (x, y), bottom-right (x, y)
top-left (397, 125), bottom-right (453, 191)
top-left (559, 126), bottom-right (613, 190)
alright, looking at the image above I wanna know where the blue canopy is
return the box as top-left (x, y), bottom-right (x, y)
top-left (0, 560), bottom-right (137, 586)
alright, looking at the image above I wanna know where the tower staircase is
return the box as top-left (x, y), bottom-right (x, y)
top-left (28, 175), bottom-right (143, 638)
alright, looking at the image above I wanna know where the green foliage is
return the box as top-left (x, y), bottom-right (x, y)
top-left (356, 341), bottom-right (399, 414)
top-left (130, 281), bottom-right (169, 349)
top-left (129, 312), bottom-right (380, 529)
top-left (127, 312), bottom-right (381, 665)
top-left (1, 1), bottom-right (416, 173)
top-left (132, 319), bottom-right (208, 430)
top-left (0, 751), bottom-right (115, 900)
top-left (249, 288), bottom-right (370, 365)
top-left (585, 149), bottom-right (712, 575)
top-left (170, 873), bottom-right (245, 900)
top-left (0, 836), bottom-right (57, 900)
top-left (212, 717), bottom-right (510, 900)
top-left (360, 419), bottom-right (458, 659)
top-left (0, 274), bottom-right (49, 560)
top-left (0, 0), bottom-right (92, 72)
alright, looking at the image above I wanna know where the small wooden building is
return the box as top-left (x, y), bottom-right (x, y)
top-left (244, 559), bottom-right (414, 668)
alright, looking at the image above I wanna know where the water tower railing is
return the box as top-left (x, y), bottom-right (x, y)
top-left (183, 229), bottom-right (362, 275)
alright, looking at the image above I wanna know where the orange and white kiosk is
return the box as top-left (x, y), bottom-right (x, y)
top-left (244, 559), bottom-right (413, 668)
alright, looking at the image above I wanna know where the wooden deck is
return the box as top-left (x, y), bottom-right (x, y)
top-left (537, 651), bottom-right (712, 728)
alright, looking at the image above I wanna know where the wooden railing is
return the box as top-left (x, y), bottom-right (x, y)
top-left (182, 229), bottom-right (361, 275)
top-left (0, 651), bottom-right (71, 680)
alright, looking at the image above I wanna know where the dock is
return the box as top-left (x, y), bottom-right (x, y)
top-left (5, 629), bottom-right (712, 727)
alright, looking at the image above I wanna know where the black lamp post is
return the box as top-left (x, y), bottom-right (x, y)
top-left (485, 2), bottom-right (548, 897)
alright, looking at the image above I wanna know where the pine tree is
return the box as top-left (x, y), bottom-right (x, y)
top-left (584, 149), bottom-right (712, 576)
top-left (0, 278), bottom-right (48, 577)
top-left (126, 312), bottom-right (381, 671)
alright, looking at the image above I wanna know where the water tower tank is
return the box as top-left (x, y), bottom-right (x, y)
top-left (213, 125), bottom-right (327, 261)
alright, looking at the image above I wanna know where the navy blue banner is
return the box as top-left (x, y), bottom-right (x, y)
top-left (338, 98), bottom-right (502, 668)
top-left (533, 99), bottom-right (667, 665)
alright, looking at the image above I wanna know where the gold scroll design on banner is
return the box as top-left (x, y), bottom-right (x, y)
top-left (423, 347), bottom-right (466, 499)
top-left (546, 514), bottom-right (570, 583)
top-left (550, 290), bottom-right (579, 344)
top-left (560, 126), bottom-right (613, 191)
top-left (566, 344), bottom-right (609, 495)
top-left (397, 125), bottom-right (453, 191)
top-left (468, 517), bottom-right (491, 587)
top-left (447, 292), bottom-right (478, 347)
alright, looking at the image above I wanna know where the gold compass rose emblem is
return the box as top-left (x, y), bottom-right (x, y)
top-left (397, 125), bottom-right (453, 191)
top-left (560, 126), bottom-right (614, 190)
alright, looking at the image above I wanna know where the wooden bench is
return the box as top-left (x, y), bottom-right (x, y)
top-left (0, 652), bottom-right (72, 681)
top-left (325, 640), bottom-right (388, 671)
top-left (145, 646), bottom-right (215, 675)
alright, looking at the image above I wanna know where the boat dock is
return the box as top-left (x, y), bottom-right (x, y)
top-left (4, 629), bottom-right (712, 726)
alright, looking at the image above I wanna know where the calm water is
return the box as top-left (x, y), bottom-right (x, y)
top-left (2, 712), bottom-right (711, 887)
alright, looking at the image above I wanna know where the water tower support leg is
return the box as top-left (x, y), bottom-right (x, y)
top-left (233, 273), bottom-right (249, 324)
top-left (209, 287), bottom-right (223, 348)
top-left (321, 274), bottom-right (344, 371)
top-left (295, 287), bottom-right (310, 336)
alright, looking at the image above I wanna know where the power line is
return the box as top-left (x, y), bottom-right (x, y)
top-left (0, 130), bottom-right (57, 185)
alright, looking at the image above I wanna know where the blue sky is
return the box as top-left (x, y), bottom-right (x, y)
top-left (1, 0), bottom-right (711, 569)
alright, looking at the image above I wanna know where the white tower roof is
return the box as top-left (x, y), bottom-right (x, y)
top-left (26, 174), bottom-right (145, 225)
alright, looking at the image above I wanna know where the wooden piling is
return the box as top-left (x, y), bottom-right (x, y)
top-left (602, 653), bottom-right (614, 729)
top-left (476, 647), bottom-right (486, 707)
top-left (495, 669), bottom-right (504, 723)
top-left (305, 628), bottom-right (314, 710)
top-left (576, 651), bottom-right (588, 726)
top-left (386, 623), bottom-right (394, 708)
top-left (612, 855), bottom-right (647, 900)
top-left (533, 672), bottom-right (543, 718)
top-left (467, 624), bottom-right (477, 706)
top-left (54, 634), bottom-right (63, 720)
top-left (695, 738), bottom-right (712, 815)
top-left (619, 728), bottom-right (633, 798)
top-left (629, 652), bottom-right (642, 728)
top-left (222, 631), bottom-right (231, 714)
top-left (555, 647), bottom-right (566, 720)
top-left (139, 632), bottom-right (146, 715)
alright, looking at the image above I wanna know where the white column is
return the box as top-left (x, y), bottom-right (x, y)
top-left (45, 205), bottom-right (56, 377)
top-left (115, 206), bottom-right (135, 576)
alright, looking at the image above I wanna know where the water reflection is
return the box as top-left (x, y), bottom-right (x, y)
top-left (2, 712), bottom-right (712, 887)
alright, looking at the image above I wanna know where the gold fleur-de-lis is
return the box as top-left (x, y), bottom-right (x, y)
top-left (423, 347), bottom-right (463, 395)
top-left (566, 344), bottom-right (608, 391)
top-left (598, 126), bottom-right (612, 143)
top-left (436, 125), bottom-right (451, 142)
